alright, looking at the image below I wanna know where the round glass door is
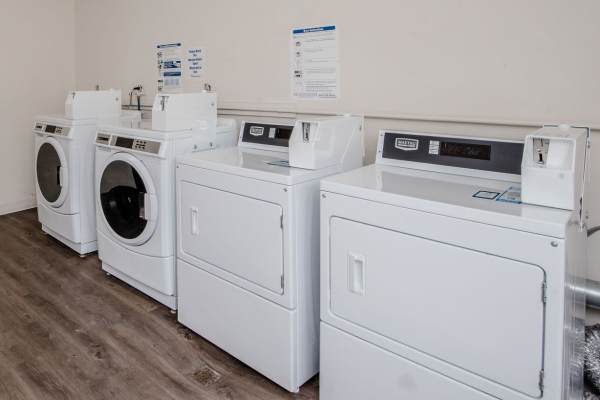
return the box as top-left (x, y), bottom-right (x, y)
top-left (100, 160), bottom-right (149, 240)
top-left (36, 142), bottom-right (64, 204)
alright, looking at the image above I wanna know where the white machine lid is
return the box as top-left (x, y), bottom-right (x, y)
top-left (322, 164), bottom-right (572, 237)
top-left (322, 130), bottom-right (575, 238)
top-left (177, 146), bottom-right (342, 185)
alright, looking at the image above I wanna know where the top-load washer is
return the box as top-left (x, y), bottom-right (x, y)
top-left (175, 115), bottom-right (365, 392)
top-left (319, 127), bottom-right (590, 400)
top-left (95, 92), bottom-right (236, 309)
top-left (34, 89), bottom-right (140, 255)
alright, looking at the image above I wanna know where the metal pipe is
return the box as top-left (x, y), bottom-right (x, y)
top-left (585, 279), bottom-right (600, 310)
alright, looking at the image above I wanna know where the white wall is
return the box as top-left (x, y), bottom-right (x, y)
top-left (74, 0), bottom-right (600, 125)
top-left (0, 0), bottom-right (76, 215)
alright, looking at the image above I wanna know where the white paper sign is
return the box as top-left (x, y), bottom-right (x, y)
top-left (157, 43), bottom-right (182, 92)
top-left (291, 25), bottom-right (339, 100)
top-left (187, 47), bottom-right (205, 78)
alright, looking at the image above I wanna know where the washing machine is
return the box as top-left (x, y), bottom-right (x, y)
top-left (95, 92), bottom-right (236, 310)
top-left (319, 127), bottom-right (590, 400)
top-left (175, 115), bottom-right (364, 392)
top-left (34, 89), bottom-right (140, 255)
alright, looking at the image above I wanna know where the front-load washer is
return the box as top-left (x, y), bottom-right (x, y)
top-left (319, 128), bottom-right (589, 400)
top-left (175, 115), bottom-right (364, 392)
top-left (34, 89), bottom-right (140, 255)
top-left (95, 92), bottom-right (236, 310)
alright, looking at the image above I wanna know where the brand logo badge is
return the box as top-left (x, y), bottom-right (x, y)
top-left (395, 138), bottom-right (419, 151)
top-left (249, 126), bottom-right (264, 136)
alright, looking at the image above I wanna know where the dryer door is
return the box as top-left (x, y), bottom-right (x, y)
top-left (179, 181), bottom-right (284, 295)
top-left (98, 153), bottom-right (158, 246)
top-left (328, 216), bottom-right (546, 398)
top-left (36, 138), bottom-right (69, 208)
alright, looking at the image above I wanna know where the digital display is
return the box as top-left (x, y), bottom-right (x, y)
top-left (45, 125), bottom-right (56, 133)
top-left (440, 141), bottom-right (491, 161)
top-left (115, 137), bottom-right (134, 149)
top-left (275, 127), bottom-right (293, 140)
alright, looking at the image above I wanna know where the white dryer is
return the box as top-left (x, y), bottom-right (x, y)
top-left (95, 92), bottom-right (236, 310)
top-left (175, 116), bottom-right (364, 392)
top-left (34, 89), bottom-right (140, 255)
top-left (319, 128), bottom-right (589, 400)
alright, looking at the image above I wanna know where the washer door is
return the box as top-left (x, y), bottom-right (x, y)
top-left (98, 153), bottom-right (157, 246)
top-left (36, 138), bottom-right (68, 208)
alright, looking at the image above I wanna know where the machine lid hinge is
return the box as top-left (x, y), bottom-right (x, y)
top-left (281, 275), bottom-right (284, 289)
top-left (539, 369), bottom-right (545, 393)
top-left (541, 281), bottom-right (547, 304)
top-left (280, 215), bottom-right (283, 229)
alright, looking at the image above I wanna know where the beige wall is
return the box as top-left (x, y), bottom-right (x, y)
top-left (0, 0), bottom-right (76, 214)
top-left (74, 0), bottom-right (600, 125)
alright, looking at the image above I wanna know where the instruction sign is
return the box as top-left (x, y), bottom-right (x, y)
top-left (496, 186), bottom-right (522, 204)
top-left (187, 47), bottom-right (204, 78)
top-left (291, 25), bottom-right (339, 100)
top-left (157, 43), bottom-right (182, 92)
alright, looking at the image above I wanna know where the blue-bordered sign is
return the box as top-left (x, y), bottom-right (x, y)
top-left (473, 190), bottom-right (501, 200)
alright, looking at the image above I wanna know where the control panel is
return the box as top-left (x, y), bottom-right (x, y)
top-left (95, 132), bottom-right (161, 154)
top-left (378, 131), bottom-right (524, 175)
top-left (34, 122), bottom-right (70, 137)
top-left (240, 122), bottom-right (294, 148)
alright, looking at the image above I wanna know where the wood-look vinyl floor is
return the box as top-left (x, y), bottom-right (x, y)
top-left (0, 209), bottom-right (318, 400)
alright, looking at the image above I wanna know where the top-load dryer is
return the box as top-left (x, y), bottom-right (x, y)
top-left (34, 89), bottom-right (140, 255)
top-left (319, 126), bottom-right (590, 400)
top-left (95, 92), bottom-right (236, 310)
top-left (175, 115), bottom-right (364, 392)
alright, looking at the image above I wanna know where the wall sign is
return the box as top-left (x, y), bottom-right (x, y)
top-left (291, 25), bottom-right (339, 100)
top-left (187, 47), bottom-right (204, 78)
top-left (157, 43), bottom-right (182, 92)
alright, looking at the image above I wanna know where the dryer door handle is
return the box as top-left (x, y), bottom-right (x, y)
top-left (191, 207), bottom-right (199, 235)
top-left (57, 166), bottom-right (66, 187)
top-left (348, 252), bottom-right (366, 295)
top-left (139, 192), bottom-right (150, 220)
top-left (56, 166), bottom-right (61, 186)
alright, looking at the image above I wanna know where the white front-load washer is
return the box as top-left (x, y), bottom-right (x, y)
top-left (175, 116), bottom-right (364, 392)
top-left (34, 90), bottom-right (140, 255)
top-left (95, 117), bottom-right (236, 310)
top-left (319, 129), bottom-right (588, 400)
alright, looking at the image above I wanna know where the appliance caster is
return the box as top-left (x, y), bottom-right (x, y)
top-left (79, 254), bottom-right (87, 259)
top-left (170, 309), bottom-right (177, 315)
top-left (106, 272), bottom-right (111, 277)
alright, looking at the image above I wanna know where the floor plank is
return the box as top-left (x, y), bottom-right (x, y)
top-left (0, 209), bottom-right (318, 400)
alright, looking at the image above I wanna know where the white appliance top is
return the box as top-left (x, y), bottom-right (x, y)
top-left (98, 120), bottom-right (193, 140)
top-left (322, 130), bottom-right (575, 238)
top-left (177, 146), bottom-right (343, 185)
top-left (35, 111), bottom-right (140, 127)
top-left (35, 114), bottom-right (103, 127)
top-left (98, 117), bottom-right (233, 141)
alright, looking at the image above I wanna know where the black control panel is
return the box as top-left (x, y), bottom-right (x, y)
top-left (115, 137), bottom-right (135, 149)
top-left (96, 133), bottom-right (161, 155)
top-left (380, 132), bottom-right (524, 175)
top-left (240, 122), bottom-right (294, 148)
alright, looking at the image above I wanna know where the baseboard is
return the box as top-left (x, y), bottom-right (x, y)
top-left (0, 196), bottom-right (36, 216)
